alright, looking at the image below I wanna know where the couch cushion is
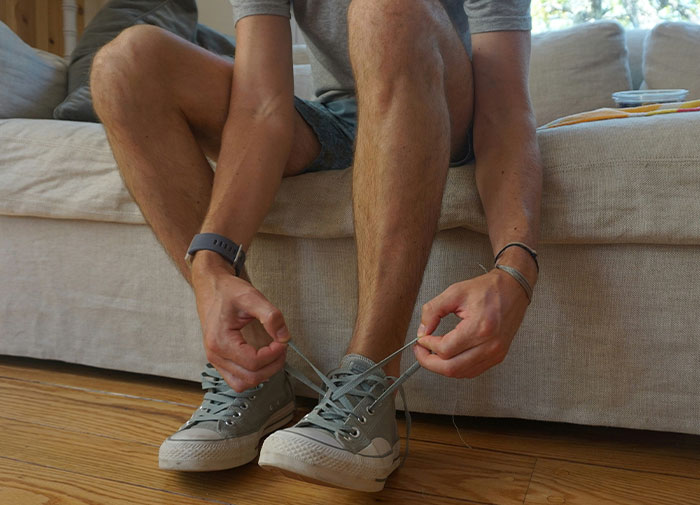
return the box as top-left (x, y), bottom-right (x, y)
top-left (643, 22), bottom-right (700, 100)
top-left (0, 22), bottom-right (67, 119)
top-left (2, 112), bottom-right (700, 245)
top-left (530, 21), bottom-right (631, 126)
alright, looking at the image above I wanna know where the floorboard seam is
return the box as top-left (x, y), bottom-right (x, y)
top-left (0, 375), bottom-right (199, 407)
top-left (522, 457), bottom-right (538, 504)
top-left (384, 484), bottom-right (491, 505)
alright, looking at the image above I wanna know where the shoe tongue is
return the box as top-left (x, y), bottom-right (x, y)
top-left (339, 354), bottom-right (385, 378)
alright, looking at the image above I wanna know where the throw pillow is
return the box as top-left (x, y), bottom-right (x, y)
top-left (529, 21), bottom-right (632, 126)
top-left (53, 0), bottom-right (235, 123)
top-left (0, 22), bottom-right (68, 119)
top-left (643, 22), bottom-right (700, 100)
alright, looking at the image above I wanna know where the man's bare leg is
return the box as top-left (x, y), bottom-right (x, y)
top-left (346, 0), bottom-right (474, 376)
top-left (91, 25), bottom-right (320, 349)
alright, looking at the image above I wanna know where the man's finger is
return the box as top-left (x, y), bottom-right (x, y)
top-left (418, 285), bottom-right (462, 337)
top-left (214, 350), bottom-right (287, 392)
top-left (413, 340), bottom-right (491, 378)
top-left (234, 289), bottom-right (290, 343)
top-left (211, 329), bottom-right (287, 372)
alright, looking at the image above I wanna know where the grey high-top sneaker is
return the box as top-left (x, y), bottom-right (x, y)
top-left (259, 354), bottom-right (403, 492)
top-left (159, 364), bottom-right (295, 471)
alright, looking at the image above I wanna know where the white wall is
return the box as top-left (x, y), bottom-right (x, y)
top-left (196, 0), bottom-right (236, 37)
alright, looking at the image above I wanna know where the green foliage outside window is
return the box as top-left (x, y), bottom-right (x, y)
top-left (531, 0), bottom-right (700, 31)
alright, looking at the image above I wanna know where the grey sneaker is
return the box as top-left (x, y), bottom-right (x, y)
top-left (159, 364), bottom-right (295, 471)
top-left (259, 351), bottom-right (418, 492)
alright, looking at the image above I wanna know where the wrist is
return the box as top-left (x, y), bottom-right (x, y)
top-left (191, 250), bottom-right (237, 277)
top-left (495, 247), bottom-right (538, 287)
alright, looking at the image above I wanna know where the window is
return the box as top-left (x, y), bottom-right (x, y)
top-left (531, 0), bottom-right (700, 32)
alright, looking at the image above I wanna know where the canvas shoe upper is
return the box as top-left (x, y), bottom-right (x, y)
top-left (259, 340), bottom-right (420, 492)
top-left (159, 363), bottom-right (295, 472)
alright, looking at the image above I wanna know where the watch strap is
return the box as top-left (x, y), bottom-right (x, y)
top-left (185, 233), bottom-right (246, 276)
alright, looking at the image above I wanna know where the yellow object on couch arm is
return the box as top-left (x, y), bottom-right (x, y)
top-left (539, 99), bottom-right (700, 129)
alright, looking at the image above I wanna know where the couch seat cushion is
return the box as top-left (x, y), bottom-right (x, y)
top-left (2, 113), bottom-right (700, 245)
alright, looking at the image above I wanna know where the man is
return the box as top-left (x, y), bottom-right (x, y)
top-left (90, 0), bottom-right (541, 493)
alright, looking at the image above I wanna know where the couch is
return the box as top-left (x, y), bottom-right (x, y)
top-left (2, 19), bottom-right (699, 435)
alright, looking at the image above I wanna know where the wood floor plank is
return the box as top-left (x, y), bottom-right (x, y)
top-left (0, 355), bottom-right (202, 405)
top-left (398, 414), bottom-right (700, 479)
top-left (0, 377), bottom-right (190, 445)
top-left (523, 458), bottom-right (700, 505)
top-left (4, 356), bottom-right (700, 481)
top-left (0, 458), bottom-right (230, 505)
top-left (0, 417), bottom-right (487, 505)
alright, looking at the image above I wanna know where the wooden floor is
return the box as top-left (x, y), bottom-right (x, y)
top-left (1, 357), bottom-right (699, 505)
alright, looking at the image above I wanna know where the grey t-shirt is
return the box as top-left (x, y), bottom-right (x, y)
top-left (229, 0), bottom-right (531, 103)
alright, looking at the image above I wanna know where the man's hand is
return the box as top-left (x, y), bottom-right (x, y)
top-left (414, 269), bottom-right (530, 378)
top-left (191, 252), bottom-right (290, 392)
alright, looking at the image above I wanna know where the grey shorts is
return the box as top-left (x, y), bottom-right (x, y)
top-left (293, 96), bottom-right (474, 173)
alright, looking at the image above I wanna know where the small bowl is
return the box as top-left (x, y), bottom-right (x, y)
top-left (612, 89), bottom-right (689, 108)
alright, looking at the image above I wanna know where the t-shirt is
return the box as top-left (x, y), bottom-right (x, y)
top-left (229, 0), bottom-right (531, 103)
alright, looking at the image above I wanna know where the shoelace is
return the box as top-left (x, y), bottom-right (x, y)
top-left (285, 337), bottom-right (422, 463)
top-left (186, 363), bottom-right (262, 427)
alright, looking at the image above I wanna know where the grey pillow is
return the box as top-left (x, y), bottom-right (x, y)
top-left (53, 0), bottom-right (235, 122)
top-left (0, 22), bottom-right (68, 119)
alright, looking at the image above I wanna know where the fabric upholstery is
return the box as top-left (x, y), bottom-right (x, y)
top-left (3, 112), bottom-right (700, 245)
top-left (1, 216), bottom-right (698, 435)
top-left (0, 22), bottom-right (67, 119)
top-left (643, 22), bottom-right (700, 100)
top-left (529, 21), bottom-right (632, 126)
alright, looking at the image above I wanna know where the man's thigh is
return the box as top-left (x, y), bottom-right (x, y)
top-left (111, 25), bottom-right (321, 176)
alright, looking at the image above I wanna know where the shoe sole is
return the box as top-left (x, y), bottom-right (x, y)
top-left (159, 401), bottom-right (295, 472)
top-left (258, 440), bottom-right (401, 492)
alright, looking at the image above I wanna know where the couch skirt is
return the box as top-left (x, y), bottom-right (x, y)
top-left (2, 214), bottom-right (699, 435)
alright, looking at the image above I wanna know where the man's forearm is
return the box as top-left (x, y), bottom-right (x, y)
top-left (198, 101), bottom-right (295, 253)
top-left (474, 111), bottom-right (542, 284)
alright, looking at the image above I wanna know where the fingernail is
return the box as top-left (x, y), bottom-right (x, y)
top-left (276, 327), bottom-right (290, 342)
top-left (417, 324), bottom-right (426, 337)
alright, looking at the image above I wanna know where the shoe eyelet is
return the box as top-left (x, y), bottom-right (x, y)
top-left (365, 406), bottom-right (375, 416)
top-left (224, 419), bottom-right (234, 426)
top-left (250, 395), bottom-right (256, 400)
top-left (233, 411), bottom-right (241, 417)
top-left (350, 428), bottom-right (361, 438)
top-left (358, 416), bottom-right (367, 424)
top-left (240, 403), bottom-right (249, 410)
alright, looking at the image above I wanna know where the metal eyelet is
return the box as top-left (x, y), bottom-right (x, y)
top-left (358, 416), bottom-right (367, 424)
top-left (250, 395), bottom-right (257, 400)
top-left (240, 402), bottom-right (249, 410)
top-left (224, 419), bottom-right (234, 426)
top-left (365, 406), bottom-right (375, 416)
top-left (350, 428), bottom-right (361, 438)
top-left (233, 411), bottom-right (241, 417)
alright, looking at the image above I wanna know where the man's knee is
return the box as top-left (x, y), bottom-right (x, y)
top-left (91, 25), bottom-right (171, 119)
top-left (347, 0), bottom-right (448, 95)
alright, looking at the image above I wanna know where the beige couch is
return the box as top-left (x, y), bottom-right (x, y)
top-left (2, 21), bottom-right (699, 435)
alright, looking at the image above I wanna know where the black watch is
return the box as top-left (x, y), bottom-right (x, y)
top-left (185, 233), bottom-right (246, 276)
